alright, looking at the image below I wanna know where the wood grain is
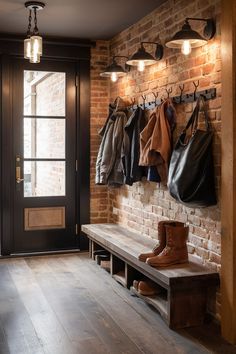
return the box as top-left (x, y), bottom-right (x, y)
top-left (221, 0), bottom-right (236, 344)
top-left (0, 254), bottom-right (234, 353)
top-left (82, 223), bottom-right (220, 288)
top-left (24, 207), bottom-right (65, 231)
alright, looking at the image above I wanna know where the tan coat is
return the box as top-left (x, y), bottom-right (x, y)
top-left (139, 99), bottom-right (175, 184)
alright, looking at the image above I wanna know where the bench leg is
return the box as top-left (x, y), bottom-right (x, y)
top-left (168, 287), bottom-right (207, 329)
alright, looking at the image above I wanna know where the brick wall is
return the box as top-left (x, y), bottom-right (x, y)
top-left (90, 0), bottom-right (221, 319)
top-left (90, 41), bottom-right (110, 223)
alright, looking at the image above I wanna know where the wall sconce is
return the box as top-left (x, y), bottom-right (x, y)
top-left (165, 18), bottom-right (216, 55)
top-left (100, 56), bottom-right (129, 82)
top-left (126, 42), bottom-right (164, 72)
top-left (24, 1), bottom-right (45, 63)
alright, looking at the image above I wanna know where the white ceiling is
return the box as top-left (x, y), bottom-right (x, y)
top-left (0, 0), bottom-right (166, 40)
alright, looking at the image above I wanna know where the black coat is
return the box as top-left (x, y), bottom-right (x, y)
top-left (122, 107), bottom-right (146, 185)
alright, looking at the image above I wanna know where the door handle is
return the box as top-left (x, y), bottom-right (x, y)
top-left (16, 156), bottom-right (24, 184)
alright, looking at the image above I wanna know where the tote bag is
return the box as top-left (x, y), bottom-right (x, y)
top-left (167, 96), bottom-right (217, 207)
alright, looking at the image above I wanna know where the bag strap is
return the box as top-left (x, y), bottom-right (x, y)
top-left (193, 95), bottom-right (210, 132)
top-left (183, 96), bottom-right (210, 134)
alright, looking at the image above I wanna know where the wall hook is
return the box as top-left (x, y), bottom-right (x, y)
top-left (141, 94), bottom-right (146, 107)
top-left (131, 97), bottom-right (136, 108)
top-left (152, 91), bottom-right (159, 106)
top-left (193, 80), bottom-right (200, 100)
top-left (165, 87), bottom-right (172, 98)
top-left (179, 84), bottom-right (185, 103)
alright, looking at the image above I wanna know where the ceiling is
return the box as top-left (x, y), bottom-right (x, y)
top-left (0, 0), bottom-right (166, 40)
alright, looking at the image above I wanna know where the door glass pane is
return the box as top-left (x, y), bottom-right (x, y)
top-left (24, 161), bottom-right (65, 197)
top-left (24, 71), bottom-right (66, 116)
top-left (24, 118), bottom-right (65, 158)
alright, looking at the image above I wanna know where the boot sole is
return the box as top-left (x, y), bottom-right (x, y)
top-left (147, 259), bottom-right (189, 267)
top-left (138, 290), bottom-right (158, 296)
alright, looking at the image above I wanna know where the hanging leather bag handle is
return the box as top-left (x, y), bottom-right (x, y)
top-left (182, 96), bottom-right (210, 136)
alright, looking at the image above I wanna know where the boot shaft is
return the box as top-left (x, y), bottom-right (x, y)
top-left (155, 220), bottom-right (185, 250)
top-left (165, 224), bottom-right (189, 249)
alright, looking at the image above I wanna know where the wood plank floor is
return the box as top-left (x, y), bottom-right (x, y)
top-left (0, 253), bottom-right (235, 354)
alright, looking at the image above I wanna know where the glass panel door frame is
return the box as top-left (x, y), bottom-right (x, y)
top-left (0, 53), bottom-right (90, 255)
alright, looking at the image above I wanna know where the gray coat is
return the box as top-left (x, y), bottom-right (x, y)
top-left (96, 110), bottom-right (128, 186)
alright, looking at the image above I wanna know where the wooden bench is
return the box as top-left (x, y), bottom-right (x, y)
top-left (81, 223), bottom-right (220, 329)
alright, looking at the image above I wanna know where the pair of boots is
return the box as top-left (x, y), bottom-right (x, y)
top-left (139, 221), bottom-right (189, 267)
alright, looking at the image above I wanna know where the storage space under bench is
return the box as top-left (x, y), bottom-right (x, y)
top-left (81, 223), bottom-right (220, 329)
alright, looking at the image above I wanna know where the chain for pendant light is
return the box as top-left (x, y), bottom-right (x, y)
top-left (33, 7), bottom-right (39, 35)
top-left (27, 9), bottom-right (32, 36)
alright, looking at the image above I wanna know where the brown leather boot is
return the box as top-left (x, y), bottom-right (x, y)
top-left (138, 221), bottom-right (184, 262)
top-left (146, 224), bottom-right (189, 267)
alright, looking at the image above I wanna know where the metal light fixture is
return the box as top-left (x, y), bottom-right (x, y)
top-left (165, 18), bottom-right (216, 55)
top-left (24, 1), bottom-right (45, 63)
top-left (126, 42), bottom-right (164, 72)
top-left (100, 56), bottom-right (129, 82)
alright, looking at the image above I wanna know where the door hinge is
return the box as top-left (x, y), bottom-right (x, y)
top-left (75, 224), bottom-right (78, 235)
top-left (75, 75), bottom-right (79, 87)
top-left (75, 159), bottom-right (78, 172)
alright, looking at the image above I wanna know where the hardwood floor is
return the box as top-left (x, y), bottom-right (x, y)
top-left (0, 253), bottom-right (235, 354)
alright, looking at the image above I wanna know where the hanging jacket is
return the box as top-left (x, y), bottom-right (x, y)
top-left (139, 99), bottom-right (176, 184)
top-left (95, 108), bottom-right (127, 186)
top-left (122, 107), bottom-right (146, 185)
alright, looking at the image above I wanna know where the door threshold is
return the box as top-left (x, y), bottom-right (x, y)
top-left (0, 249), bottom-right (88, 259)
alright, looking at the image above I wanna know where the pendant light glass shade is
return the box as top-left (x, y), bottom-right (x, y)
top-left (165, 19), bottom-right (214, 55)
top-left (29, 51), bottom-right (40, 63)
top-left (30, 35), bottom-right (43, 56)
top-left (24, 37), bottom-right (31, 59)
top-left (100, 59), bottom-right (127, 82)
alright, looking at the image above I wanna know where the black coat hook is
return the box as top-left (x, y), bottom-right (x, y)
top-left (131, 97), bottom-right (136, 108)
top-left (152, 91), bottom-right (158, 106)
top-left (165, 87), bottom-right (172, 98)
top-left (193, 80), bottom-right (200, 100)
top-left (141, 94), bottom-right (146, 107)
top-left (179, 84), bottom-right (185, 103)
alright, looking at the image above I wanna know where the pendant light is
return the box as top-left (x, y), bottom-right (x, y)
top-left (24, 1), bottom-right (45, 63)
top-left (126, 42), bottom-right (164, 72)
top-left (165, 18), bottom-right (215, 55)
top-left (100, 56), bottom-right (129, 82)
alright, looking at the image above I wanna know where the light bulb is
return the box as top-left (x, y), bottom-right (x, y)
top-left (181, 40), bottom-right (192, 55)
top-left (138, 60), bottom-right (145, 72)
top-left (111, 72), bottom-right (118, 82)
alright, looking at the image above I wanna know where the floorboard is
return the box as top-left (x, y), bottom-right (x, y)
top-left (0, 253), bottom-right (234, 354)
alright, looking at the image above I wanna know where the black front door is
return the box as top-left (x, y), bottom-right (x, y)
top-left (11, 58), bottom-right (78, 253)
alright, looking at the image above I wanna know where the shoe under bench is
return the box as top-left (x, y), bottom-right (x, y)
top-left (81, 223), bottom-right (220, 329)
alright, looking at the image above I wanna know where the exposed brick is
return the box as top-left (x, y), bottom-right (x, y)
top-left (91, 0), bottom-right (221, 321)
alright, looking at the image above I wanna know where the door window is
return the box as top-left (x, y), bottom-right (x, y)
top-left (23, 71), bottom-right (66, 197)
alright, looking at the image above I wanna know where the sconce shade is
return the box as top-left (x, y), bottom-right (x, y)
top-left (100, 60), bottom-right (127, 78)
top-left (165, 21), bottom-right (207, 49)
top-left (126, 45), bottom-right (157, 66)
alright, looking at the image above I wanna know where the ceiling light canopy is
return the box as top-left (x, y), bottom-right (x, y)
top-left (126, 42), bottom-right (163, 72)
top-left (24, 1), bottom-right (45, 63)
top-left (100, 56), bottom-right (129, 82)
top-left (165, 18), bottom-right (216, 55)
